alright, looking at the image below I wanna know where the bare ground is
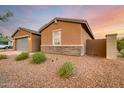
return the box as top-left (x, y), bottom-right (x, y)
top-left (0, 51), bottom-right (124, 88)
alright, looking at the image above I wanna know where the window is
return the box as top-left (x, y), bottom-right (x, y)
top-left (53, 31), bottom-right (61, 45)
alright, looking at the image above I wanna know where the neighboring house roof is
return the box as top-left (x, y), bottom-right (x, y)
top-left (39, 17), bottom-right (95, 39)
top-left (12, 27), bottom-right (41, 37)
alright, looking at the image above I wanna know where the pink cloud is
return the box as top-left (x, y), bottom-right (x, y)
top-left (61, 6), bottom-right (124, 38)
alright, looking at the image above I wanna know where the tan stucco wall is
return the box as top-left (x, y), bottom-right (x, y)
top-left (81, 25), bottom-right (92, 54)
top-left (12, 29), bottom-right (41, 52)
top-left (13, 30), bottom-right (30, 38)
top-left (106, 34), bottom-right (117, 59)
top-left (40, 21), bottom-right (93, 56)
top-left (32, 34), bottom-right (41, 52)
top-left (13, 30), bottom-right (31, 51)
top-left (29, 33), bottom-right (32, 52)
top-left (41, 21), bottom-right (83, 45)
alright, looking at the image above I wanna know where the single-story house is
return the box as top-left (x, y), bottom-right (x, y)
top-left (11, 17), bottom-right (117, 59)
top-left (39, 17), bottom-right (94, 56)
top-left (12, 27), bottom-right (41, 52)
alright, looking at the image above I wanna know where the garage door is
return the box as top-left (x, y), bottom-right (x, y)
top-left (16, 37), bottom-right (28, 51)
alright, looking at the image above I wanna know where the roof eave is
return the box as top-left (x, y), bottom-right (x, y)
top-left (12, 27), bottom-right (40, 38)
top-left (39, 17), bottom-right (95, 39)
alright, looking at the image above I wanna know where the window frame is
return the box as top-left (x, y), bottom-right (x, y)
top-left (52, 29), bottom-right (61, 46)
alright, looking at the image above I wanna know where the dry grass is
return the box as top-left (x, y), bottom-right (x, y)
top-left (58, 61), bottom-right (74, 77)
top-left (0, 51), bottom-right (124, 88)
top-left (0, 54), bottom-right (7, 60)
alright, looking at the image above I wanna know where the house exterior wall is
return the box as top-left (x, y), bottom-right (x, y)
top-left (13, 30), bottom-right (30, 37)
top-left (13, 30), bottom-right (31, 51)
top-left (41, 21), bottom-right (82, 45)
top-left (32, 34), bottom-right (41, 52)
top-left (29, 33), bottom-right (32, 52)
top-left (12, 29), bottom-right (41, 52)
top-left (81, 25), bottom-right (92, 55)
top-left (41, 46), bottom-right (83, 56)
top-left (41, 21), bottom-right (92, 56)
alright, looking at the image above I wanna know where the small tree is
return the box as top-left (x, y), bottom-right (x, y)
top-left (0, 33), bottom-right (9, 45)
top-left (0, 33), bottom-right (2, 37)
top-left (117, 38), bottom-right (124, 52)
top-left (0, 11), bottom-right (13, 22)
top-left (120, 49), bottom-right (124, 57)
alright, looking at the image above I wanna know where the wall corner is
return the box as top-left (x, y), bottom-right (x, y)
top-left (106, 33), bottom-right (117, 59)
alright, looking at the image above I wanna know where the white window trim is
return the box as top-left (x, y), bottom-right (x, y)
top-left (52, 29), bottom-right (61, 46)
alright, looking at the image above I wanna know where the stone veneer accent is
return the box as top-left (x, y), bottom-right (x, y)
top-left (41, 46), bottom-right (84, 56)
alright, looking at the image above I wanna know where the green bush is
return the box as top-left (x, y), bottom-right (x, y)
top-left (31, 52), bottom-right (46, 64)
top-left (117, 39), bottom-right (124, 52)
top-left (0, 54), bottom-right (7, 60)
top-left (120, 49), bottom-right (124, 57)
top-left (58, 61), bottom-right (74, 78)
top-left (16, 52), bottom-right (29, 61)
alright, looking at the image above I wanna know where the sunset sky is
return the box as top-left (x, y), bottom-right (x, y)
top-left (0, 5), bottom-right (124, 38)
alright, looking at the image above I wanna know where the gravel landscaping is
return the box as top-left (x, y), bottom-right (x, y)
top-left (0, 51), bottom-right (124, 88)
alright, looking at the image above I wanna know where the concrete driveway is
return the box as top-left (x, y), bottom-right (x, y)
top-left (0, 51), bottom-right (124, 88)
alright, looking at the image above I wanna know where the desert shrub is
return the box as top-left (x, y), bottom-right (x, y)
top-left (0, 54), bottom-right (7, 60)
top-left (117, 39), bottom-right (124, 52)
top-left (31, 52), bottom-right (46, 64)
top-left (58, 61), bottom-right (74, 78)
top-left (16, 52), bottom-right (29, 61)
top-left (120, 49), bottom-right (124, 57)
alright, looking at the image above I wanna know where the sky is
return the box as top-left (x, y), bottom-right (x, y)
top-left (0, 5), bottom-right (124, 38)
